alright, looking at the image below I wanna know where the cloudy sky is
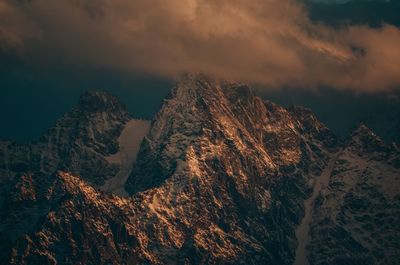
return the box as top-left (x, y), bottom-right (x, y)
top-left (1, 0), bottom-right (399, 141)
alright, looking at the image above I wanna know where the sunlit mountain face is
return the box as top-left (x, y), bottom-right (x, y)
top-left (0, 1), bottom-right (399, 265)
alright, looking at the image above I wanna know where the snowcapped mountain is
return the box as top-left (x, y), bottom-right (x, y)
top-left (0, 75), bottom-right (398, 265)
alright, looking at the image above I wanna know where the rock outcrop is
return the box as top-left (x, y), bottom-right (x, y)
top-left (0, 91), bottom-right (132, 186)
top-left (1, 75), bottom-right (398, 265)
top-left (308, 125), bottom-right (400, 265)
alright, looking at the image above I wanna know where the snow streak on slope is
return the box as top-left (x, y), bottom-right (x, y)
top-left (0, 90), bottom-right (133, 186)
top-left (294, 153), bottom-right (338, 265)
top-left (100, 119), bottom-right (150, 196)
top-left (307, 125), bottom-right (400, 265)
top-left (1, 76), bottom-right (341, 264)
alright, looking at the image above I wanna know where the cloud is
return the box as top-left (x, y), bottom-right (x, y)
top-left (1, 0), bottom-right (400, 91)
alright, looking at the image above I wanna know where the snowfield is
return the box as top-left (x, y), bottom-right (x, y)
top-left (101, 119), bottom-right (151, 196)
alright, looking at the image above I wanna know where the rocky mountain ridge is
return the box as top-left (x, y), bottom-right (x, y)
top-left (308, 124), bottom-right (400, 265)
top-left (0, 75), bottom-right (398, 264)
top-left (0, 90), bottom-right (135, 186)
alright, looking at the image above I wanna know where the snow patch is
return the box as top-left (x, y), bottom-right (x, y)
top-left (294, 153), bottom-right (338, 265)
top-left (100, 119), bottom-right (151, 196)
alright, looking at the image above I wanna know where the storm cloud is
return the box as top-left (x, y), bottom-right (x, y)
top-left (1, 0), bottom-right (400, 91)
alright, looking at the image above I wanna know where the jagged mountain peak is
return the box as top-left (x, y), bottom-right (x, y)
top-left (126, 74), bottom-right (338, 193)
top-left (48, 90), bottom-right (132, 156)
top-left (352, 123), bottom-right (377, 138)
top-left (289, 105), bottom-right (326, 131)
top-left (149, 74), bottom-right (254, 145)
top-left (3, 76), bottom-right (399, 264)
top-left (168, 74), bottom-right (225, 106)
top-left (126, 75), bottom-right (280, 194)
top-left (348, 123), bottom-right (387, 154)
top-left (0, 90), bottom-right (135, 187)
top-left (78, 90), bottom-right (129, 114)
top-left (169, 73), bottom-right (253, 103)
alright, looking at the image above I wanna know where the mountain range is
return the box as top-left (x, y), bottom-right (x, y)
top-left (0, 74), bottom-right (399, 264)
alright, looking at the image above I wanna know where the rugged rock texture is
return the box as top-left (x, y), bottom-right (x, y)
top-left (0, 75), bottom-right (337, 265)
top-left (126, 75), bottom-right (336, 194)
top-left (1, 75), bottom-right (398, 265)
top-left (0, 91), bottom-right (132, 186)
top-left (121, 74), bottom-right (338, 264)
top-left (0, 172), bottom-right (140, 265)
top-left (308, 125), bottom-right (400, 265)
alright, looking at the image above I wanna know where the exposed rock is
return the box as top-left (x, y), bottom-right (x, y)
top-left (0, 90), bottom-right (133, 186)
top-left (308, 125), bottom-right (400, 265)
top-left (1, 76), bottom-right (398, 265)
top-left (1, 172), bottom-right (140, 265)
top-left (122, 74), bottom-right (337, 264)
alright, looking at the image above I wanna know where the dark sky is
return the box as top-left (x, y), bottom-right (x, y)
top-left (0, 65), bottom-right (172, 141)
top-left (1, 0), bottom-right (399, 143)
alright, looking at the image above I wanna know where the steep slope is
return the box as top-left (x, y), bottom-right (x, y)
top-left (4, 76), bottom-right (398, 265)
top-left (308, 125), bottom-right (400, 265)
top-left (100, 119), bottom-right (151, 196)
top-left (123, 74), bottom-right (338, 264)
top-left (294, 152), bottom-right (338, 265)
top-left (0, 90), bottom-right (145, 187)
top-left (0, 171), bottom-right (140, 265)
top-left (126, 75), bottom-right (337, 194)
top-left (1, 75), bottom-right (340, 265)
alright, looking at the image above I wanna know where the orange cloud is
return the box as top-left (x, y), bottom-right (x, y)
top-left (1, 0), bottom-right (399, 91)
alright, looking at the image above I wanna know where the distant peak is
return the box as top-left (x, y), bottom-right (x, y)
top-left (79, 90), bottom-right (118, 104)
top-left (289, 105), bottom-right (328, 132)
top-left (348, 123), bottom-right (386, 153)
top-left (351, 123), bottom-right (378, 140)
top-left (78, 90), bottom-right (128, 113)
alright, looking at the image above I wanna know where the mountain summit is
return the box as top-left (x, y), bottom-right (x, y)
top-left (0, 76), bottom-right (399, 265)
top-left (0, 90), bottom-right (142, 186)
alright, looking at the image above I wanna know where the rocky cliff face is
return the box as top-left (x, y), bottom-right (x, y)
top-left (122, 75), bottom-right (338, 264)
top-left (126, 75), bottom-right (336, 194)
top-left (0, 171), bottom-right (140, 265)
top-left (0, 91), bottom-right (132, 186)
top-left (308, 125), bottom-right (400, 265)
top-left (1, 75), bottom-right (398, 265)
